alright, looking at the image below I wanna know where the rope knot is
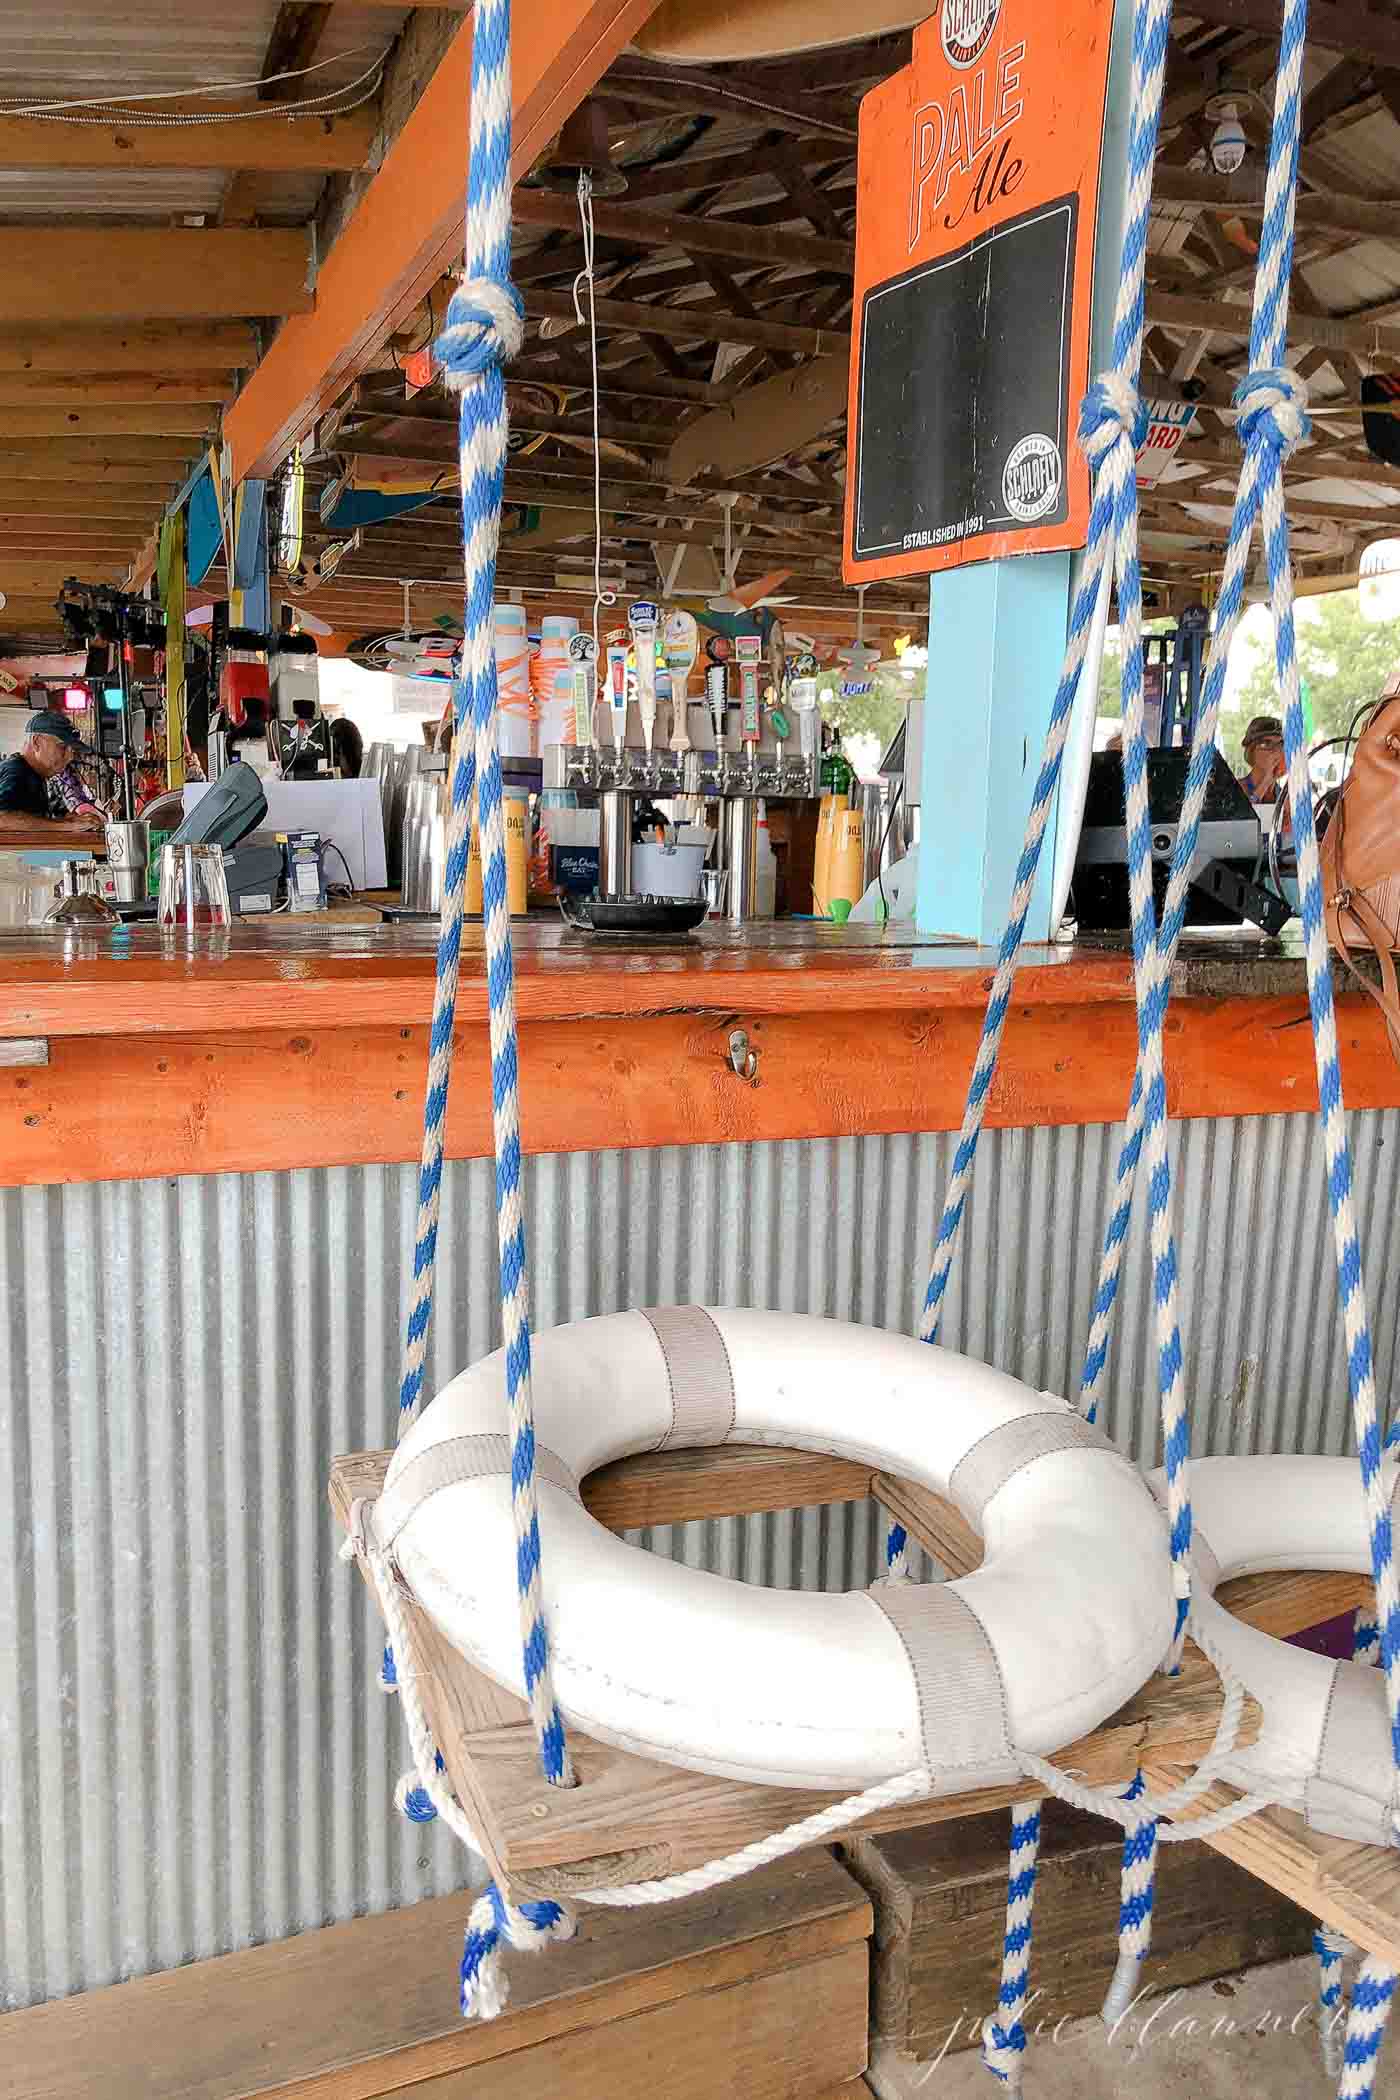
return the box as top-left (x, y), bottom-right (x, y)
top-left (981, 2017), bottom-right (1027, 2087)
top-left (1079, 375), bottom-right (1147, 466)
top-left (435, 276), bottom-right (526, 391)
top-left (395, 1770), bottom-right (439, 1824)
top-left (459, 1882), bottom-right (577, 2021)
top-left (1234, 366), bottom-right (1311, 457)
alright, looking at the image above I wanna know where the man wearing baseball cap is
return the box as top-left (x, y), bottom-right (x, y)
top-left (0, 710), bottom-right (104, 842)
top-left (1238, 713), bottom-right (1287, 806)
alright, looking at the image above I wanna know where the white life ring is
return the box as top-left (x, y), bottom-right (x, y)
top-left (374, 1308), bottom-right (1172, 1792)
top-left (1149, 1455), bottom-right (1399, 1846)
top-left (375, 1310), bottom-right (1175, 1789)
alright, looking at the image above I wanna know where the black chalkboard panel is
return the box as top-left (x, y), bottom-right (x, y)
top-left (850, 191), bottom-right (1078, 566)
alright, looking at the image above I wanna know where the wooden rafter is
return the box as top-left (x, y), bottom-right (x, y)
top-left (0, 105), bottom-right (374, 171)
top-left (221, 3), bottom-right (337, 226)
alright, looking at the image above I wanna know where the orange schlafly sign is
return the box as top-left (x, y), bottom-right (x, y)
top-left (843, 0), bottom-right (1115, 584)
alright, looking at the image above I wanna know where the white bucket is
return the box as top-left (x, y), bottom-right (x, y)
top-left (632, 840), bottom-right (707, 899)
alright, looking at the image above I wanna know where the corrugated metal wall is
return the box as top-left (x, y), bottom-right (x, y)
top-left (4, 1112), bottom-right (1399, 2009)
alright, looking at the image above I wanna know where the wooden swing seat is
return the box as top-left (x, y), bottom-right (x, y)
top-left (325, 1442), bottom-right (1328, 1902)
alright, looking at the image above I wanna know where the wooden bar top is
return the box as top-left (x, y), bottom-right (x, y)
top-left (0, 917), bottom-right (1342, 1041)
top-left (2, 920), bottom-right (1393, 1186)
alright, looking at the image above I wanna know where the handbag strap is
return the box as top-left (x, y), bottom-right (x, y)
top-left (1333, 887), bottom-right (1400, 1064)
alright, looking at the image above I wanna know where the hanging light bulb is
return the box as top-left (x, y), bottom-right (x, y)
top-left (1207, 99), bottom-right (1248, 175)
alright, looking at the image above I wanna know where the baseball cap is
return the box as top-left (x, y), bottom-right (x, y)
top-left (1241, 714), bottom-right (1284, 747)
top-left (25, 708), bottom-right (92, 753)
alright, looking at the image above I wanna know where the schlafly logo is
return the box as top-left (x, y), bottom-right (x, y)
top-left (941, 0), bottom-right (1002, 67)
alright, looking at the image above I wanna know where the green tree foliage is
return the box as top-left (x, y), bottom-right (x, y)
top-left (1096, 624), bottom-right (1173, 721)
top-left (1230, 591), bottom-right (1400, 766)
top-left (1098, 636), bottom-right (1122, 719)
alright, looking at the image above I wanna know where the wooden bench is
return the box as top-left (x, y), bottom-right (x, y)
top-left (3, 1850), bottom-right (873, 2100)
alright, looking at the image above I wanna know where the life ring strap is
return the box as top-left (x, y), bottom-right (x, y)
top-left (640, 1305), bottom-right (737, 1449)
top-left (949, 1409), bottom-right (1112, 1525)
top-left (376, 1432), bottom-right (580, 1549)
top-left (1306, 1660), bottom-right (1397, 1848)
top-left (868, 1579), bottom-right (1022, 1789)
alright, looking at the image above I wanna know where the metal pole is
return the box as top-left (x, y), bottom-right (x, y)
top-left (598, 789), bottom-right (633, 896)
top-left (723, 796), bottom-right (759, 923)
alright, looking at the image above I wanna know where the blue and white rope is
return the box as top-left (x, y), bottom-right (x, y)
top-left (893, 0), bottom-right (1176, 1590)
top-left (981, 1802), bottom-right (1041, 2092)
top-left (1316, 1927), bottom-right (1351, 2081)
top-left (1076, 0), bottom-right (1305, 1422)
top-left (1338, 1958), bottom-right (1397, 2100)
top-left (418, 0), bottom-right (571, 1795)
top-left (1075, 0), bottom-right (1400, 2049)
top-left (1101, 1773), bottom-right (1157, 2027)
top-left (377, 0), bottom-right (572, 1918)
top-left (1235, 0), bottom-right (1400, 1845)
top-left (370, 0), bottom-right (579, 2014)
top-left (459, 1883), bottom-right (576, 2022)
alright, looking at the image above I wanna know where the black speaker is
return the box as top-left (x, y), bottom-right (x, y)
top-left (1072, 749), bottom-right (1267, 931)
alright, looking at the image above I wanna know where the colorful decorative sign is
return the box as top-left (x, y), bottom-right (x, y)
top-left (844, 0), bottom-right (1116, 583)
top-left (1135, 399), bottom-right (1197, 483)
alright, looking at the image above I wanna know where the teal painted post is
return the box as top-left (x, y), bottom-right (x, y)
top-left (915, 553), bottom-right (1073, 941)
top-left (914, 0), bottom-right (1135, 944)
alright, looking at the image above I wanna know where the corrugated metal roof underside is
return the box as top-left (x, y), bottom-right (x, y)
top-left (0, 3), bottom-right (405, 224)
top-left (3, 1112), bottom-right (1400, 2007)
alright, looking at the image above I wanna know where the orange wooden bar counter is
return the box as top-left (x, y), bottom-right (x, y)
top-left (2, 919), bottom-right (1397, 1187)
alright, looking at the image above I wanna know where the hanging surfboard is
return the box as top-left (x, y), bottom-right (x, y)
top-left (667, 355), bottom-right (850, 486)
top-left (635, 0), bottom-right (922, 62)
top-left (185, 465), bottom-right (223, 588)
top-left (272, 447), bottom-right (305, 578)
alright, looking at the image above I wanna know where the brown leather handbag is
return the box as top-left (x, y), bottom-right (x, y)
top-left (1320, 685), bottom-right (1400, 1058)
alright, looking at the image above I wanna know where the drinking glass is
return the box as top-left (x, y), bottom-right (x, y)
top-left (159, 843), bottom-right (231, 930)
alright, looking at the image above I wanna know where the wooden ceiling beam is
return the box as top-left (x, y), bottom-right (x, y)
top-left (0, 229), bottom-right (311, 323)
top-left (328, 441), bottom-right (850, 509)
top-left (0, 487), bottom-right (174, 515)
top-left (0, 436), bottom-right (195, 466)
top-left (221, 3), bottom-right (337, 226)
top-left (1299, 56), bottom-right (1375, 142)
top-left (1152, 168), bottom-right (1400, 239)
top-left (526, 287), bottom-right (848, 355)
top-left (1178, 0), bottom-right (1400, 66)
top-left (508, 455), bottom-right (845, 504)
top-left (1172, 446), bottom-right (1400, 488)
top-left (603, 59), bottom-right (858, 143)
top-left (614, 138), bottom-right (835, 203)
top-left (1146, 285), bottom-right (1400, 360)
top-left (0, 561), bottom-right (128, 590)
top-left (0, 406), bottom-right (218, 441)
top-left (351, 402), bottom-right (681, 448)
top-left (0, 376), bottom-right (234, 408)
top-left (0, 105), bottom-right (373, 172)
top-left (512, 188), bottom-right (854, 272)
top-left (0, 324), bottom-right (256, 375)
top-left (0, 458), bottom-right (183, 488)
top-left (771, 142), bottom-right (849, 240)
top-left (508, 355), bottom-right (734, 407)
